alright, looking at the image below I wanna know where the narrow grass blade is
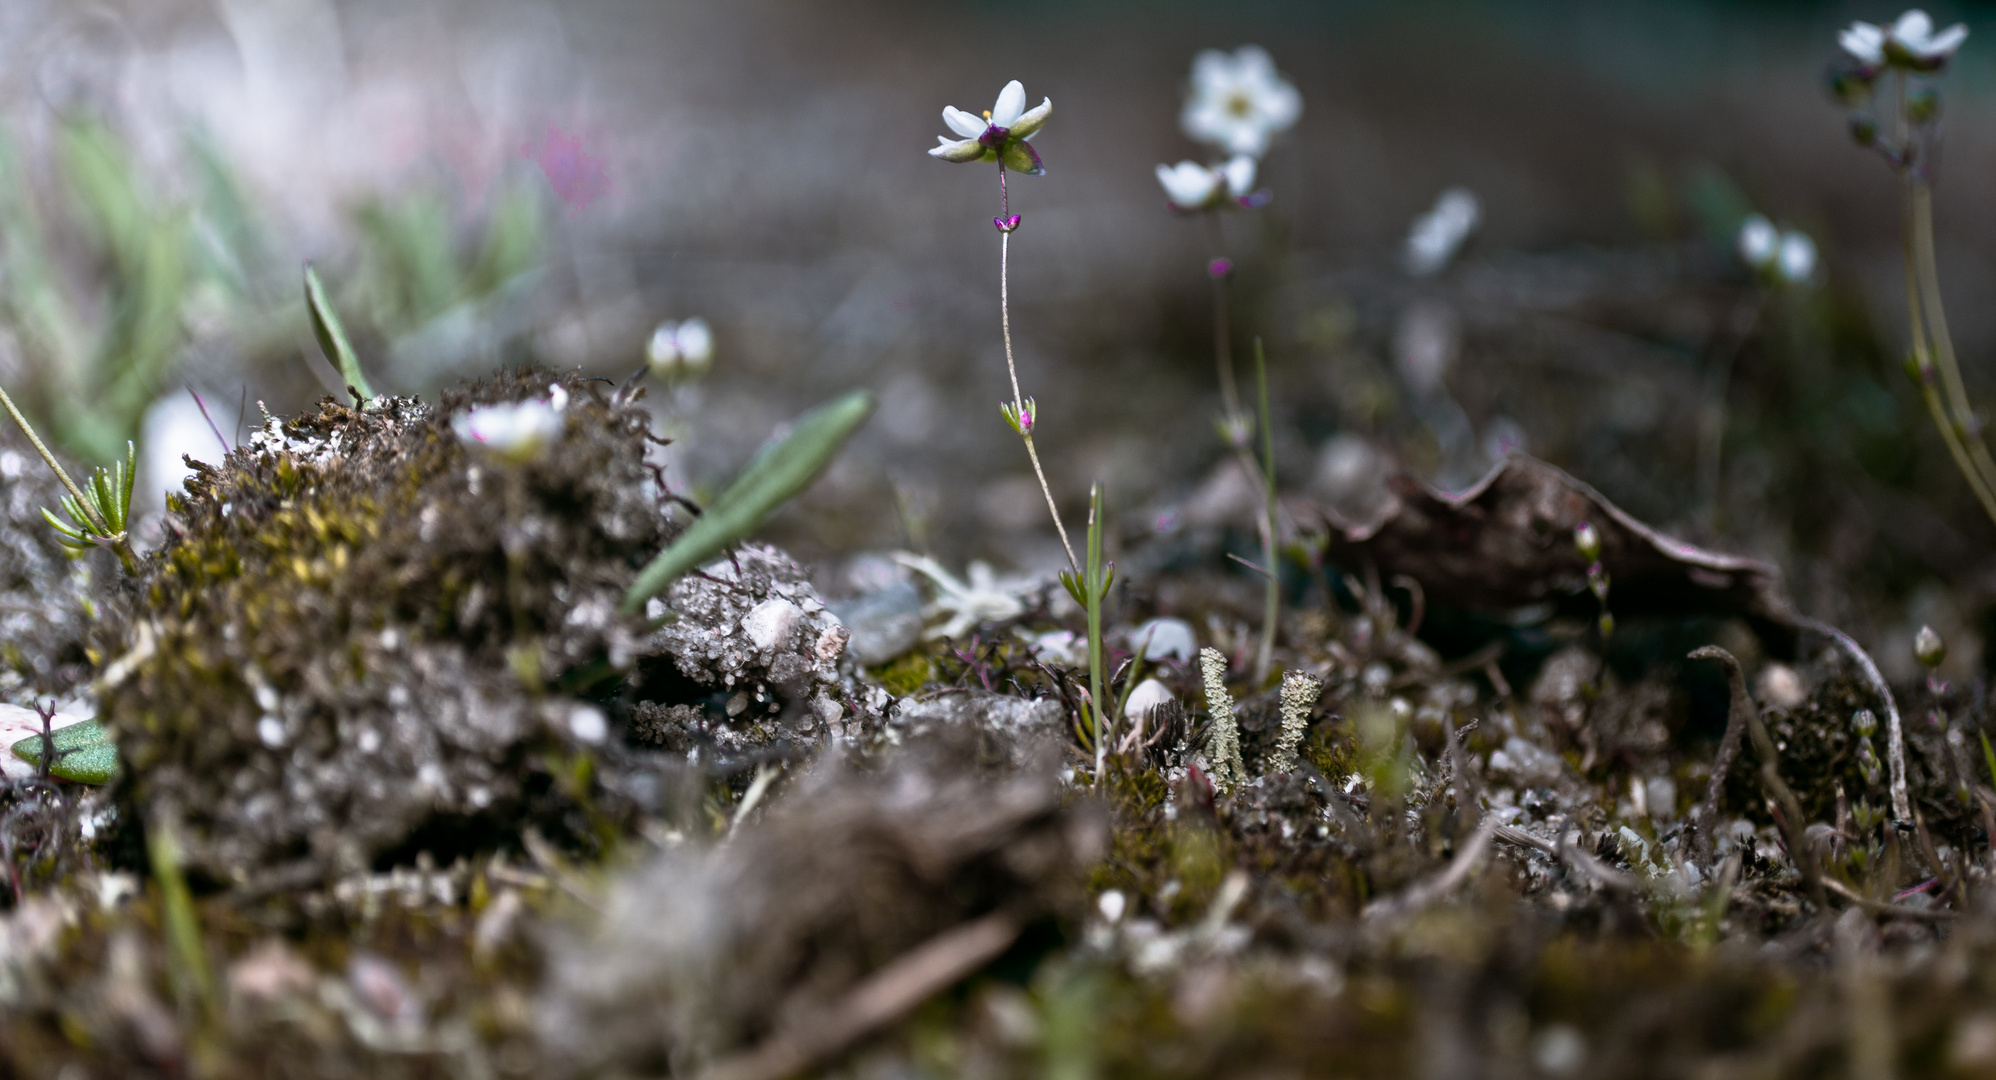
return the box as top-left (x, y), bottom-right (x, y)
top-left (304, 264), bottom-right (374, 402)
top-left (621, 389), bottom-right (874, 614)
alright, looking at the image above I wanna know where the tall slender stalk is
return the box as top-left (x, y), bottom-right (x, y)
top-left (1253, 340), bottom-right (1278, 680)
top-left (995, 164), bottom-right (1079, 574)
top-left (1892, 68), bottom-right (1996, 528)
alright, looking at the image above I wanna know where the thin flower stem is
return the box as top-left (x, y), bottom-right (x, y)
top-left (997, 184), bottom-right (1079, 575)
top-left (1206, 215), bottom-right (1243, 425)
top-left (1910, 183), bottom-right (1996, 494)
top-left (1253, 340), bottom-right (1279, 681)
top-left (0, 383), bottom-right (109, 537)
top-left (1694, 291), bottom-right (1766, 533)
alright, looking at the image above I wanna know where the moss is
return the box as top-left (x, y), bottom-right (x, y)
top-left (100, 369), bottom-right (670, 884)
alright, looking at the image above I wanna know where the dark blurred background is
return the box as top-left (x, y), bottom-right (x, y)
top-left (3, 0), bottom-right (1995, 677)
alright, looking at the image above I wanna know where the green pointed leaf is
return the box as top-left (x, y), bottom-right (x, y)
top-left (9, 718), bottom-right (121, 784)
top-left (621, 389), bottom-right (874, 614)
top-left (304, 264), bottom-right (374, 403)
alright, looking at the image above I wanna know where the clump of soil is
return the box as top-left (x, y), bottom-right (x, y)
top-left (100, 369), bottom-right (670, 885)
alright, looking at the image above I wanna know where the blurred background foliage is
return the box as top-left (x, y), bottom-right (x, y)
top-left (0, 0), bottom-right (1991, 676)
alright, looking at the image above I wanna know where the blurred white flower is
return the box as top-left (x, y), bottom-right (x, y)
top-left (1777, 230), bottom-right (1817, 283)
top-left (1736, 214), bottom-right (1778, 270)
top-left (1154, 154), bottom-right (1258, 211)
top-left (1840, 10), bottom-right (1967, 68)
top-left (893, 552), bottom-right (1034, 640)
top-left (647, 318), bottom-right (714, 381)
top-left (452, 399), bottom-right (563, 462)
top-left (1181, 46), bottom-right (1301, 158)
top-left (1404, 187), bottom-right (1481, 276)
top-left (928, 79), bottom-right (1051, 175)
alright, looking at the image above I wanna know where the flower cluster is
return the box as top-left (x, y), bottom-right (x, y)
top-left (927, 80), bottom-right (1051, 176)
top-left (1737, 215), bottom-right (1816, 285)
top-left (1155, 46), bottom-right (1294, 212)
top-left (1833, 10), bottom-right (1967, 175)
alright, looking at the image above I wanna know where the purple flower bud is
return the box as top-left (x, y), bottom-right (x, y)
top-left (994, 214), bottom-right (1022, 233)
top-left (1207, 257), bottom-right (1233, 279)
top-left (1017, 401), bottom-right (1035, 434)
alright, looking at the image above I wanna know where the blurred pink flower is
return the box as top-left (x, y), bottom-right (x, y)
top-left (527, 126), bottom-right (610, 209)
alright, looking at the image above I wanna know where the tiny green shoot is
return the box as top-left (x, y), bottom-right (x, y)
top-left (304, 264), bottom-right (375, 404)
top-left (41, 440), bottom-right (136, 571)
top-left (1060, 484), bottom-right (1114, 784)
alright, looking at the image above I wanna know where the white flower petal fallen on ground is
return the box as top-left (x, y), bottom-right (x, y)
top-left (1777, 230), bottom-right (1817, 284)
top-left (452, 399), bottom-right (563, 462)
top-left (893, 552), bottom-right (1035, 640)
top-left (1737, 214), bottom-right (1778, 270)
top-left (1182, 45), bottom-right (1301, 158)
top-left (1404, 187), bottom-right (1481, 276)
top-left (647, 317), bottom-right (714, 381)
top-left (927, 79), bottom-right (1051, 175)
top-left (0, 704), bottom-right (93, 781)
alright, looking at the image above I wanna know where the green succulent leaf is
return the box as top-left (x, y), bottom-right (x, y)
top-left (9, 718), bottom-right (120, 784)
top-left (304, 264), bottom-right (374, 403)
top-left (621, 389), bottom-right (875, 615)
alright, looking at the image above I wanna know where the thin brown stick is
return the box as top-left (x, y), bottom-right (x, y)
top-left (696, 912), bottom-right (1021, 1080)
top-left (1690, 646), bottom-right (1824, 909)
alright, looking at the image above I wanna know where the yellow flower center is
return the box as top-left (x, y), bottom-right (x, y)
top-left (1226, 92), bottom-right (1252, 117)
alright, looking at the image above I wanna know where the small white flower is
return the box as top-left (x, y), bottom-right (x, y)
top-left (1157, 160), bottom-right (1224, 210)
top-left (1736, 214), bottom-right (1779, 270)
top-left (647, 318), bottom-right (714, 381)
top-left (893, 552), bottom-right (1035, 640)
top-left (452, 399), bottom-right (563, 462)
top-left (1156, 155), bottom-right (1260, 212)
top-left (1777, 230), bottom-right (1817, 283)
top-left (1182, 45), bottom-right (1302, 158)
top-left (928, 79), bottom-right (1051, 175)
top-left (1404, 187), bottom-right (1481, 276)
top-left (1841, 10), bottom-right (1967, 68)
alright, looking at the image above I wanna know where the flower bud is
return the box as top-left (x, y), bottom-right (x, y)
top-left (1573, 522), bottom-right (1602, 563)
top-left (993, 214), bottom-right (1023, 233)
top-left (1915, 624), bottom-right (1946, 669)
top-left (1853, 708), bottom-right (1877, 737)
top-left (1907, 86), bottom-right (1942, 125)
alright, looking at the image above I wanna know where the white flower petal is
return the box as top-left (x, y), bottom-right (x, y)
top-left (1737, 215), bottom-right (1778, 269)
top-left (647, 321), bottom-right (679, 366)
top-left (929, 137), bottom-right (986, 162)
top-left (942, 106), bottom-right (986, 139)
top-left (1157, 162), bottom-right (1220, 209)
top-left (1778, 231), bottom-right (1816, 283)
top-left (1920, 22), bottom-right (1968, 57)
top-left (674, 317), bottom-right (713, 369)
top-left (991, 80), bottom-right (1026, 128)
top-left (1839, 22), bottom-right (1887, 64)
top-left (1259, 82), bottom-right (1303, 130)
top-left (1220, 154), bottom-right (1257, 197)
top-left (1892, 9), bottom-right (1934, 45)
top-left (1010, 97), bottom-right (1052, 139)
top-left (1189, 48), bottom-right (1233, 93)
